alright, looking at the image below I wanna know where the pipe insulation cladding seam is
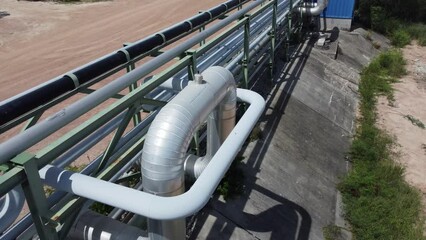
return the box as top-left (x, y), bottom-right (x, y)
top-left (39, 88), bottom-right (265, 220)
top-left (294, 0), bottom-right (328, 15)
top-left (0, 0), bottom-right (250, 127)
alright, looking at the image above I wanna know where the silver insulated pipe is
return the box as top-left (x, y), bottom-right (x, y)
top-left (294, 0), bottom-right (329, 16)
top-left (141, 66), bottom-right (236, 240)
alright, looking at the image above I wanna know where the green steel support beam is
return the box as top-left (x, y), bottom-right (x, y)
top-left (199, 25), bottom-right (206, 46)
top-left (242, 16), bottom-right (250, 89)
top-left (94, 106), bottom-right (138, 174)
top-left (11, 153), bottom-right (59, 240)
top-left (0, 166), bottom-right (25, 197)
top-left (186, 50), bottom-right (197, 81)
top-left (140, 98), bottom-right (167, 108)
top-left (79, 88), bottom-right (125, 99)
top-left (34, 56), bottom-right (192, 170)
top-left (269, 0), bottom-right (277, 79)
top-left (21, 112), bottom-right (43, 132)
top-left (286, 0), bottom-right (293, 61)
top-left (115, 172), bottom-right (141, 185)
top-left (195, 19), bottom-right (247, 57)
top-left (123, 42), bottom-right (142, 126)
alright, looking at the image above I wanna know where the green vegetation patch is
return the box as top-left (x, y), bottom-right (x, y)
top-left (406, 24), bottom-right (426, 46)
top-left (216, 155), bottom-right (245, 200)
top-left (323, 225), bottom-right (342, 240)
top-left (356, 0), bottom-right (426, 47)
top-left (339, 50), bottom-right (425, 240)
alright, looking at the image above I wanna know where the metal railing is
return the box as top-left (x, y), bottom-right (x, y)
top-left (0, 0), bottom-right (303, 239)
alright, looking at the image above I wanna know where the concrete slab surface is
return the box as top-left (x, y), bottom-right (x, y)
top-left (189, 31), bottom-right (378, 240)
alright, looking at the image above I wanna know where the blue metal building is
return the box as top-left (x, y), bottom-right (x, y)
top-left (321, 0), bottom-right (356, 30)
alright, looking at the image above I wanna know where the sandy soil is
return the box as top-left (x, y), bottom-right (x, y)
top-left (377, 42), bottom-right (426, 218)
top-left (0, 0), bottom-right (227, 100)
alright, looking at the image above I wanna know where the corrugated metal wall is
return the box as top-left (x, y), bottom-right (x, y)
top-left (321, 0), bottom-right (356, 19)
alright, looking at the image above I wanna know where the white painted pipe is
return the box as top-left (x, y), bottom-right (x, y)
top-left (294, 0), bottom-right (328, 16)
top-left (40, 88), bottom-right (265, 221)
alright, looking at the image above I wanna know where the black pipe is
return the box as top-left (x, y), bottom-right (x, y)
top-left (74, 52), bottom-right (128, 85)
top-left (127, 34), bottom-right (164, 59)
top-left (210, 4), bottom-right (229, 18)
top-left (188, 12), bottom-right (212, 27)
top-left (0, 0), bottom-right (250, 128)
top-left (0, 77), bottom-right (75, 126)
top-left (162, 22), bottom-right (192, 41)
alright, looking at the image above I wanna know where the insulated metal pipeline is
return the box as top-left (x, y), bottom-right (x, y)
top-left (0, 0), bottom-right (250, 127)
top-left (141, 67), bottom-right (236, 240)
top-left (39, 88), bottom-right (265, 220)
top-left (294, 0), bottom-right (328, 16)
top-left (38, 86), bottom-right (263, 239)
top-left (0, 0), bottom-right (266, 165)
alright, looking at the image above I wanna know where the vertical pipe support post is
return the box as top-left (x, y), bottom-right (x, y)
top-left (269, 0), bottom-right (277, 79)
top-left (11, 153), bottom-right (60, 240)
top-left (186, 49), bottom-right (198, 81)
top-left (197, 12), bottom-right (206, 47)
top-left (186, 50), bottom-right (201, 155)
top-left (242, 16), bottom-right (251, 88)
top-left (286, 0), bottom-right (294, 62)
top-left (123, 42), bottom-right (141, 126)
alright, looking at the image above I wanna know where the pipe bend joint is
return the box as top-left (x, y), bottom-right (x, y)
top-left (141, 66), bottom-right (236, 196)
top-left (293, 0), bottom-right (328, 16)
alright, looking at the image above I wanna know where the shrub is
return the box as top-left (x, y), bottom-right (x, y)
top-left (391, 29), bottom-right (411, 48)
top-left (370, 6), bottom-right (387, 34)
top-left (406, 23), bottom-right (426, 46)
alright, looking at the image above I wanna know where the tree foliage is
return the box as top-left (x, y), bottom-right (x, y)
top-left (356, 0), bottom-right (426, 31)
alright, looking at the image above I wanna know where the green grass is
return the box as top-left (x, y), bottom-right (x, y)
top-left (216, 155), bottom-right (245, 200)
top-left (323, 225), bottom-right (342, 240)
top-left (391, 29), bottom-right (411, 48)
top-left (406, 23), bottom-right (426, 46)
top-left (339, 50), bottom-right (425, 240)
top-left (387, 22), bottom-right (426, 48)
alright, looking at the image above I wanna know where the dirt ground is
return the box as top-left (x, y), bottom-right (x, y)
top-left (377, 42), bottom-right (426, 219)
top-left (0, 0), bottom-right (227, 100)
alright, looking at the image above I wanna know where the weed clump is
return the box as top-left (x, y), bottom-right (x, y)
top-left (391, 29), bottom-right (411, 48)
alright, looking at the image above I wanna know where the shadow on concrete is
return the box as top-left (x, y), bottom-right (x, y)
top-left (208, 184), bottom-right (312, 240)
top-left (189, 36), bottom-right (317, 240)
